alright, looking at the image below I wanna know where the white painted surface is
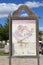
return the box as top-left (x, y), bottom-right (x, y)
top-left (4, 43), bottom-right (9, 53)
top-left (12, 20), bottom-right (36, 56)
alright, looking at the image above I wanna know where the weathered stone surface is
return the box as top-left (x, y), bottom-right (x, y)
top-left (11, 58), bottom-right (38, 65)
top-left (0, 55), bottom-right (43, 65)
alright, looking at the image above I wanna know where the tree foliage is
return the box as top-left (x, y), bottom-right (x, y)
top-left (39, 31), bottom-right (43, 41)
top-left (0, 18), bottom-right (9, 41)
top-left (0, 24), bottom-right (3, 40)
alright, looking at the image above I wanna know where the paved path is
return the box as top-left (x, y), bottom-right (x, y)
top-left (39, 55), bottom-right (43, 65)
top-left (0, 48), bottom-right (4, 51)
top-left (0, 56), bottom-right (9, 65)
top-left (0, 55), bottom-right (43, 65)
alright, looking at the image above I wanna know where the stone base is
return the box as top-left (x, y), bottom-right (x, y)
top-left (11, 58), bottom-right (38, 65)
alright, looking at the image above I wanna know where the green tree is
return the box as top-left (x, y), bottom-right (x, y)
top-left (3, 17), bottom-right (9, 41)
top-left (39, 31), bottom-right (42, 41)
top-left (0, 24), bottom-right (3, 41)
top-left (0, 17), bottom-right (9, 41)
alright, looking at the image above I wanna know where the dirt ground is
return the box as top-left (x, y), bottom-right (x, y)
top-left (0, 55), bottom-right (43, 65)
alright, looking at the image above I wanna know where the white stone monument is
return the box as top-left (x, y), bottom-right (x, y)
top-left (9, 5), bottom-right (39, 65)
top-left (0, 41), bottom-right (1, 43)
top-left (2, 40), bottom-right (5, 44)
top-left (4, 40), bottom-right (9, 53)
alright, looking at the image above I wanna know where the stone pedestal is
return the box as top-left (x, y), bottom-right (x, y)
top-left (11, 58), bottom-right (38, 65)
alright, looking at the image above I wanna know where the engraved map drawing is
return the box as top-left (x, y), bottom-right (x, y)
top-left (12, 20), bottom-right (36, 56)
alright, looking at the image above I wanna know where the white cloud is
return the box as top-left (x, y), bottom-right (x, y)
top-left (0, 14), bottom-right (8, 18)
top-left (25, 1), bottom-right (43, 8)
top-left (39, 27), bottom-right (43, 31)
top-left (20, 13), bottom-right (28, 17)
top-left (0, 1), bottom-right (43, 18)
top-left (0, 3), bottom-right (22, 18)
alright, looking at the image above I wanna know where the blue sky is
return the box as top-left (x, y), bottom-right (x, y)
top-left (0, 0), bottom-right (43, 31)
top-left (0, 0), bottom-right (42, 3)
